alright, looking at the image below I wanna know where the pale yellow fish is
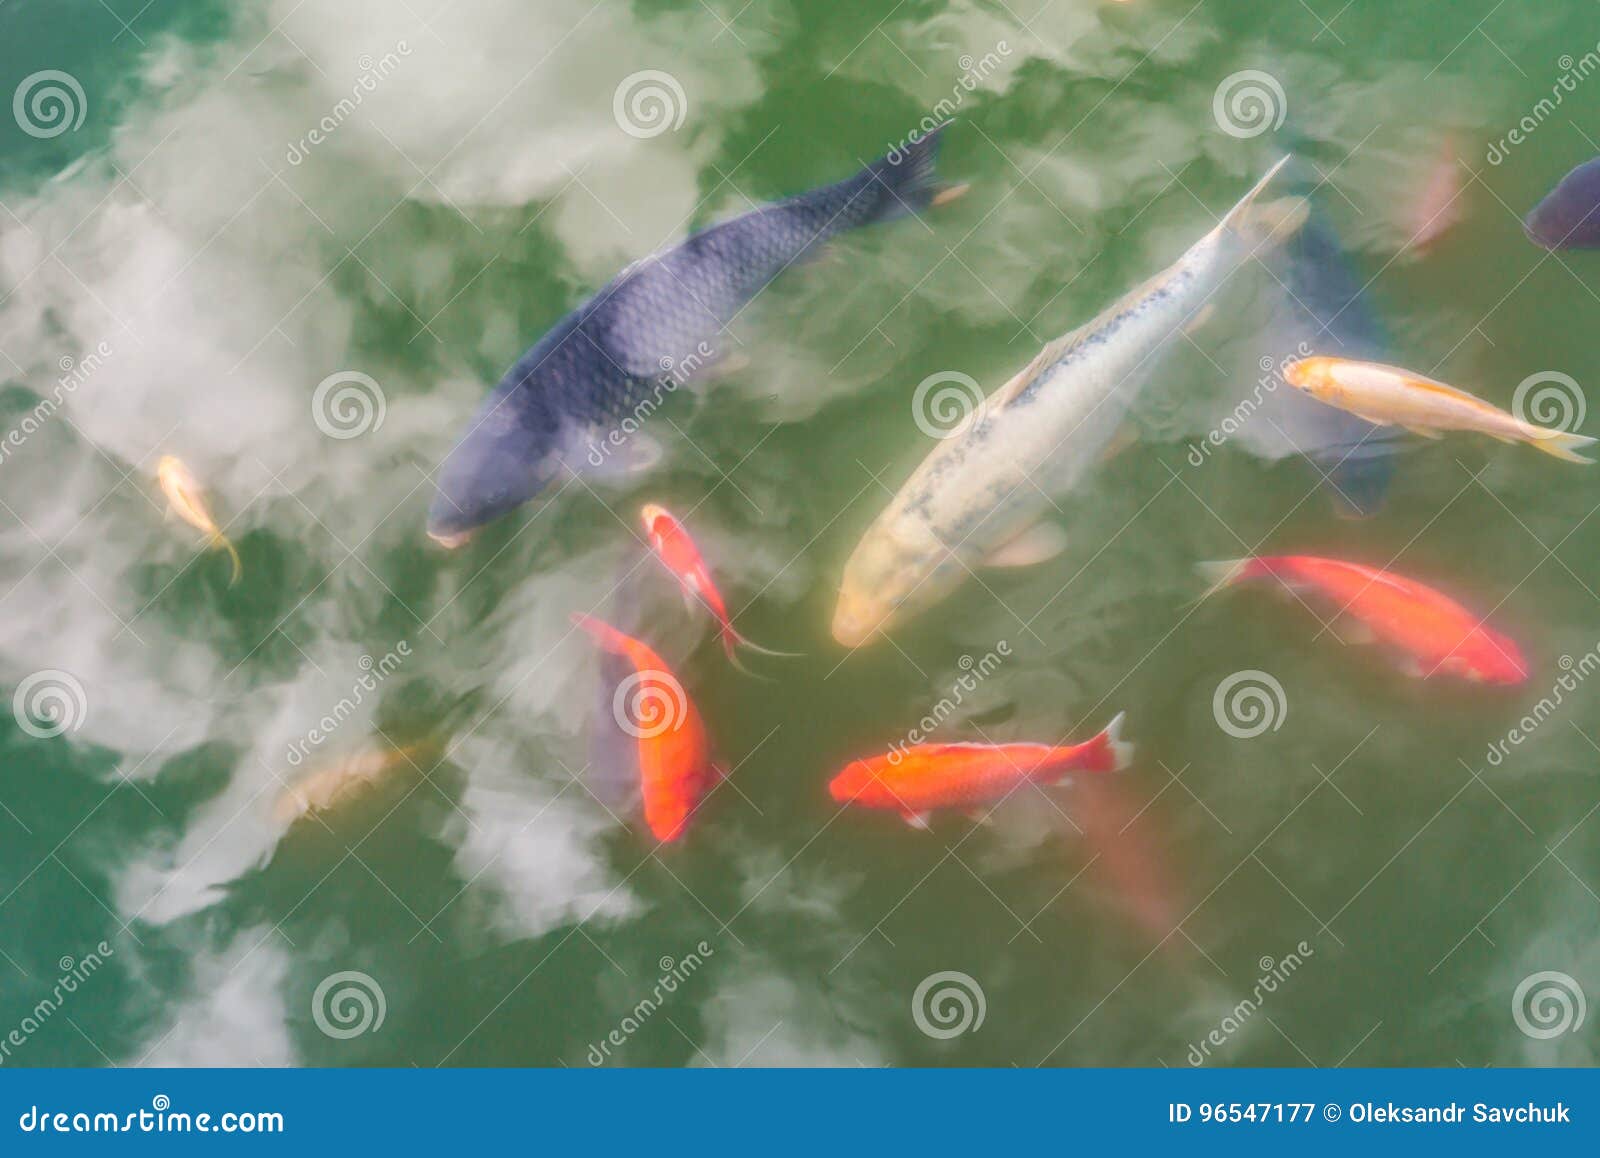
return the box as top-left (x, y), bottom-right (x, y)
top-left (273, 744), bottom-right (429, 825)
top-left (1283, 356), bottom-right (1597, 464)
top-left (156, 455), bottom-right (242, 583)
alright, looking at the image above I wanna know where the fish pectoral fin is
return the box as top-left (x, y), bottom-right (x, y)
top-left (982, 522), bottom-right (1068, 568)
top-left (701, 352), bottom-right (751, 380)
top-left (1100, 422), bottom-right (1140, 464)
top-left (1401, 424), bottom-right (1445, 440)
top-left (900, 810), bottom-right (933, 830)
top-left (963, 806), bottom-right (996, 826)
top-left (586, 432), bottom-right (664, 479)
top-left (1181, 302), bottom-right (1217, 336)
top-left (1349, 411), bottom-right (1396, 427)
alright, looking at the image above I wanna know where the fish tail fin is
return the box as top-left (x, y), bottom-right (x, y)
top-left (1528, 428), bottom-right (1598, 464)
top-left (719, 624), bottom-right (796, 681)
top-left (214, 534), bottom-right (242, 586)
top-left (1193, 558), bottom-right (1254, 603)
top-left (864, 122), bottom-right (951, 224)
top-left (571, 612), bottom-right (629, 654)
top-left (1217, 156), bottom-right (1308, 250)
top-left (1059, 712), bottom-right (1133, 779)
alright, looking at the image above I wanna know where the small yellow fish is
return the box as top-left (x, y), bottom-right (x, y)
top-left (1284, 356), bottom-right (1597, 464)
top-left (156, 455), bottom-right (242, 583)
top-left (273, 744), bottom-right (429, 825)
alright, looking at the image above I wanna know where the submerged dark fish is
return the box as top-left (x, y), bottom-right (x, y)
top-left (1256, 156), bottom-right (1402, 518)
top-left (427, 128), bottom-right (953, 546)
top-left (1524, 157), bottom-right (1600, 249)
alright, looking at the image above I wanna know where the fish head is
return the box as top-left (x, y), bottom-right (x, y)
top-left (831, 521), bottom-right (950, 648)
top-left (428, 398), bottom-right (561, 547)
top-left (1470, 629), bottom-right (1530, 685)
top-left (1525, 159), bottom-right (1600, 249)
top-left (828, 759), bottom-right (879, 805)
top-left (1283, 356), bottom-right (1338, 398)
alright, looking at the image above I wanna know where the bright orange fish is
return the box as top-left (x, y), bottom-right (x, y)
top-left (571, 613), bottom-right (720, 842)
top-left (639, 503), bottom-right (793, 673)
top-left (1200, 555), bottom-right (1529, 684)
top-left (828, 713), bottom-right (1131, 828)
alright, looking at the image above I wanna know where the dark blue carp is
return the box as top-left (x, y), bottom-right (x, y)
top-left (427, 127), bottom-right (954, 546)
top-left (1524, 157), bottom-right (1600, 249)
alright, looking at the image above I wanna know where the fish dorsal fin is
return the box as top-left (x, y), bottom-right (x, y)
top-left (992, 325), bottom-right (1093, 409)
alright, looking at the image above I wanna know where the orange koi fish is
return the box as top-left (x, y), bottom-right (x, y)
top-left (1200, 555), bottom-right (1528, 684)
top-left (829, 714), bottom-right (1131, 828)
top-left (157, 455), bottom-right (242, 584)
top-left (639, 503), bottom-right (794, 673)
top-left (572, 613), bottom-right (720, 842)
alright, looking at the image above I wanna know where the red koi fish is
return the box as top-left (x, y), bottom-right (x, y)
top-left (572, 613), bottom-right (721, 841)
top-left (828, 714), bottom-right (1131, 828)
top-left (640, 503), bottom-right (794, 673)
top-left (1200, 555), bottom-right (1528, 684)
